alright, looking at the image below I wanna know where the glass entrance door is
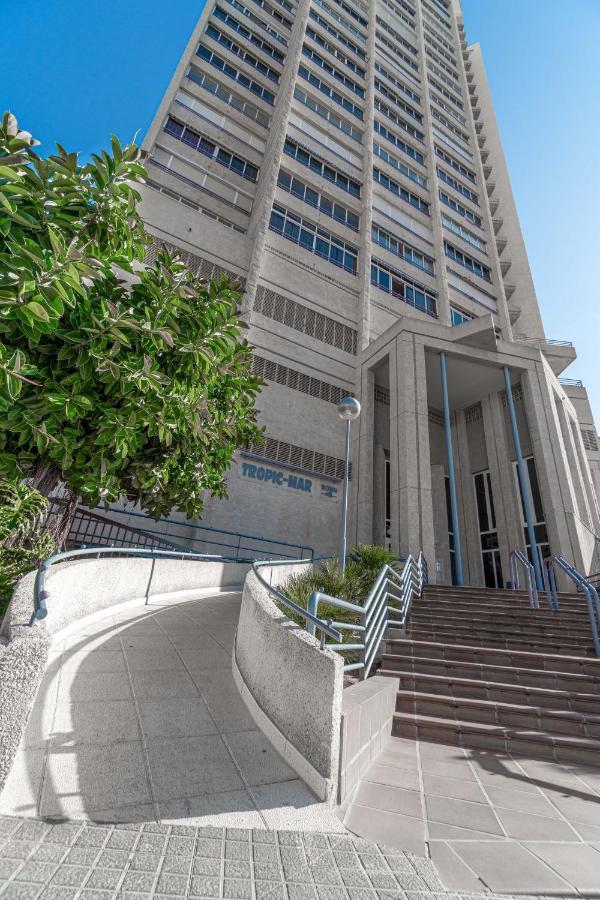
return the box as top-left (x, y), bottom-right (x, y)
top-left (513, 456), bottom-right (550, 567)
top-left (474, 470), bottom-right (503, 588)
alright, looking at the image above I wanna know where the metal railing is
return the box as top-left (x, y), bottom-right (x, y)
top-left (30, 546), bottom-right (254, 626)
top-left (544, 554), bottom-right (600, 657)
top-left (509, 549), bottom-right (538, 608)
top-left (517, 338), bottom-right (574, 348)
top-left (559, 378), bottom-right (584, 388)
top-left (51, 500), bottom-right (313, 562)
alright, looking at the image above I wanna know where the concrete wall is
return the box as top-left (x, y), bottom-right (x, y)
top-left (338, 676), bottom-right (398, 806)
top-left (234, 563), bottom-right (344, 803)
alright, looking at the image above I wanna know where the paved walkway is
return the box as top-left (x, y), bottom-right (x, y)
top-left (345, 734), bottom-right (600, 895)
top-left (0, 592), bottom-right (342, 833)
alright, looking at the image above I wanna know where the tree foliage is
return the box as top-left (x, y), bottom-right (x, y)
top-left (0, 112), bottom-right (262, 527)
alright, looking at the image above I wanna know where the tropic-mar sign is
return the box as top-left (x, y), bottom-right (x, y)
top-left (241, 460), bottom-right (338, 499)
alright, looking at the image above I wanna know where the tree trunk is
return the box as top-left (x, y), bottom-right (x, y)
top-left (46, 493), bottom-right (79, 551)
top-left (30, 462), bottom-right (62, 498)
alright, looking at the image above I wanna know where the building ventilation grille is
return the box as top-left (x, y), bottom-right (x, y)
top-left (251, 355), bottom-right (351, 406)
top-left (375, 387), bottom-right (390, 406)
top-left (247, 434), bottom-right (349, 481)
top-left (428, 408), bottom-right (445, 427)
top-left (581, 429), bottom-right (599, 452)
top-left (254, 285), bottom-right (358, 355)
top-left (501, 383), bottom-right (524, 406)
top-left (465, 402), bottom-right (483, 423)
top-left (145, 239), bottom-right (246, 288)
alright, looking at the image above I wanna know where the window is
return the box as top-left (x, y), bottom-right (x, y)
top-left (371, 258), bottom-right (437, 317)
top-left (430, 107), bottom-right (470, 144)
top-left (305, 26), bottom-right (365, 77)
top-left (450, 306), bottom-right (473, 326)
top-left (374, 120), bottom-right (424, 164)
top-left (442, 214), bottom-right (485, 251)
top-left (308, 9), bottom-right (366, 59)
top-left (372, 223), bottom-right (434, 274)
top-left (439, 191), bottom-right (481, 226)
top-left (422, 1), bottom-right (451, 31)
top-left (474, 471), bottom-right (503, 589)
top-left (424, 34), bottom-right (456, 68)
top-left (427, 64), bottom-right (462, 98)
top-left (220, 1), bottom-right (288, 45)
top-left (269, 204), bottom-right (358, 273)
top-left (213, 5), bottom-right (286, 59)
top-left (429, 76), bottom-right (464, 109)
top-left (312, 0), bottom-right (366, 42)
top-left (430, 91), bottom-right (467, 125)
top-left (435, 145), bottom-right (475, 182)
top-left (424, 21), bottom-right (455, 56)
top-left (375, 79), bottom-right (422, 122)
top-left (326, 0), bottom-right (368, 28)
top-left (374, 97), bottom-right (423, 142)
top-left (164, 117), bottom-right (259, 181)
top-left (190, 55), bottom-right (275, 106)
top-left (298, 65), bottom-right (363, 118)
top-left (445, 241), bottom-right (491, 281)
top-left (379, 0), bottom-right (415, 30)
top-left (437, 167), bottom-right (478, 203)
top-left (376, 32), bottom-right (419, 73)
top-left (374, 61), bottom-right (421, 105)
top-left (513, 456), bottom-right (550, 565)
top-left (373, 143), bottom-right (427, 188)
top-left (376, 16), bottom-right (418, 57)
top-left (204, 25), bottom-right (280, 80)
top-left (433, 127), bottom-right (473, 161)
top-left (293, 85), bottom-right (362, 141)
top-left (245, 0), bottom-right (292, 28)
top-left (301, 46), bottom-right (364, 97)
top-left (283, 137), bottom-right (361, 197)
top-left (277, 169), bottom-right (360, 230)
top-left (374, 167), bottom-right (429, 214)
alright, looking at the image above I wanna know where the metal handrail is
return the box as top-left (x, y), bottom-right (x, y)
top-left (509, 549), bottom-right (539, 608)
top-left (558, 378), bottom-right (584, 387)
top-left (30, 546), bottom-right (254, 626)
top-left (545, 554), bottom-right (600, 657)
top-left (517, 338), bottom-right (574, 348)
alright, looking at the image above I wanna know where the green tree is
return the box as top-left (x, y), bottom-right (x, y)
top-left (0, 112), bottom-right (262, 546)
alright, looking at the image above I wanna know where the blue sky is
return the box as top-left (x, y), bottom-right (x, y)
top-left (2, 0), bottom-right (599, 422)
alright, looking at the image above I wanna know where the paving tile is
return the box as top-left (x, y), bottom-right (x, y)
top-left (427, 842), bottom-right (485, 892)
top-left (362, 763), bottom-right (421, 792)
top-left (85, 869), bottom-right (122, 890)
top-left (252, 782), bottom-right (346, 833)
top-left (421, 774), bottom-right (487, 803)
top-left (190, 669), bottom-right (238, 696)
top-left (224, 731), bottom-right (296, 787)
top-left (137, 697), bottom-right (217, 739)
top-left (60, 650), bottom-right (125, 673)
top-left (353, 781), bottom-right (423, 819)
top-left (179, 647), bottom-right (232, 670)
top-left (544, 792), bottom-right (600, 827)
top-left (124, 648), bottom-right (185, 672)
top-left (147, 735), bottom-right (243, 801)
top-left (201, 694), bottom-right (257, 734)
top-left (56, 671), bottom-right (132, 703)
top-left (495, 807), bottom-right (581, 841)
top-left (426, 821), bottom-right (505, 840)
top-left (130, 669), bottom-right (200, 700)
top-left (159, 790), bottom-right (263, 829)
top-left (483, 782), bottom-right (562, 817)
top-left (424, 795), bottom-right (503, 836)
top-left (450, 841), bottom-right (573, 893)
top-left (419, 758), bottom-right (476, 782)
top-left (344, 804), bottom-right (426, 856)
top-left (525, 841), bottom-right (600, 892)
top-left (14, 861), bottom-right (58, 883)
top-left (189, 874), bottom-right (221, 896)
top-left (0, 749), bottom-right (46, 817)
top-left (50, 700), bottom-right (139, 746)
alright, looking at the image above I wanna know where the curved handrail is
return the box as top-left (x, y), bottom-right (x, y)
top-left (509, 549), bottom-right (538, 608)
top-left (545, 554), bottom-right (600, 657)
top-left (30, 546), bottom-right (255, 626)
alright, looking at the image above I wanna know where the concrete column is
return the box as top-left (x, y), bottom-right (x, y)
top-left (482, 395), bottom-right (520, 579)
top-left (389, 336), bottom-right (435, 567)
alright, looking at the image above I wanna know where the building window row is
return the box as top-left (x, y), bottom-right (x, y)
top-left (326, 0), bottom-right (368, 29)
top-left (374, 97), bottom-right (423, 142)
top-left (269, 203), bottom-right (358, 273)
top-left (305, 26), bottom-right (365, 77)
top-left (375, 79), bottom-right (422, 123)
top-left (283, 136), bottom-right (361, 197)
top-left (301, 46), bottom-right (364, 97)
top-left (439, 190), bottom-right (481, 226)
top-left (423, 20), bottom-right (455, 57)
top-left (450, 305), bottom-right (473, 326)
top-left (164, 117), bottom-right (259, 181)
top-left (298, 65), bottom-right (363, 119)
top-left (435, 145), bottom-right (475, 183)
top-left (312, 0), bottom-right (366, 43)
top-left (433, 126), bottom-right (473, 162)
top-left (185, 68), bottom-right (271, 126)
top-left (428, 76), bottom-right (464, 110)
top-left (372, 222), bottom-right (434, 274)
top-left (212, 7), bottom-right (285, 62)
top-left (445, 241), bottom-right (491, 281)
top-left (376, 33), bottom-right (419, 74)
top-left (437, 166), bottom-right (478, 203)
top-left (425, 47), bottom-right (459, 83)
top-left (378, 0), bottom-right (416, 31)
top-left (374, 61), bottom-right (420, 105)
top-left (374, 167), bottom-right (430, 214)
top-left (247, 0), bottom-right (292, 28)
top-left (371, 258), bottom-right (437, 317)
top-left (203, 25), bottom-right (280, 82)
top-left (293, 86), bottom-right (362, 141)
top-left (442, 213), bottom-right (485, 251)
top-left (192, 50), bottom-right (276, 105)
top-left (373, 142), bottom-right (427, 188)
top-left (374, 120), bottom-right (424, 164)
top-left (308, 9), bottom-right (366, 59)
top-left (145, 177), bottom-right (248, 233)
top-left (218, 0), bottom-right (288, 46)
top-left (277, 169), bottom-right (360, 230)
top-left (426, 62), bottom-right (462, 97)
top-left (431, 107), bottom-right (470, 145)
top-left (375, 16), bottom-right (418, 57)
top-left (422, 3), bottom-right (451, 32)
top-left (430, 91), bottom-right (467, 127)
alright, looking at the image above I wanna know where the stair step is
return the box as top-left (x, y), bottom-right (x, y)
top-left (416, 595), bottom-right (588, 614)
top-left (423, 586), bottom-right (581, 601)
top-left (379, 668), bottom-right (600, 714)
top-left (405, 619), bottom-right (593, 643)
top-left (382, 655), bottom-right (600, 693)
top-left (392, 711), bottom-right (600, 765)
top-left (409, 608), bottom-right (590, 626)
top-left (403, 629), bottom-right (594, 656)
top-left (385, 637), bottom-right (600, 674)
top-left (395, 690), bottom-right (600, 739)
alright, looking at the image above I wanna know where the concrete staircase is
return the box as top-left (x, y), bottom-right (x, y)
top-left (381, 584), bottom-right (600, 764)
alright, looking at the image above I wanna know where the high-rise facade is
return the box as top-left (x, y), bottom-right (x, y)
top-left (136, 0), bottom-right (600, 585)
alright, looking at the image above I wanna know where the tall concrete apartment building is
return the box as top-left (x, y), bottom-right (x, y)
top-left (138, 0), bottom-right (600, 586)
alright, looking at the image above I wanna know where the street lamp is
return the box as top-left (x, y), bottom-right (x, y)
top-left (337, 396), bottom-right (361, 574)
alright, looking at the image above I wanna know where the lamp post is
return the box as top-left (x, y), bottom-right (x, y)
top-left (337, 396), bottom-right (361, 574)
